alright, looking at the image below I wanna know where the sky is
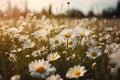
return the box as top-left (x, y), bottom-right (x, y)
top-left (0, 0), bottom-right (119, 15)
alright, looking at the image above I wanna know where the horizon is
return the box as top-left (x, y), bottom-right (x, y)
top-left (0, 0), bottom-right (119, 16)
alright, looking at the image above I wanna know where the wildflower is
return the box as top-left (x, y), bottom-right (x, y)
top-left (17, 35), bottom-right (29, 41)
top-left (25, 55), bottom-right (30, 58)
top-left (90, 34), bottom-right (97, 39)
top-left (99, 33), bottom-right (111, 41)
top-left (10, 48), bottom-right (22, 53)
top-left (31, 50), bottom-right (41, 57)
top-left (74, 27), bottom-right (93, 37)
top-left (49, 37), bottom-right (63, 47)
top-left (66, 65), bottom-right (87, 79)
top-left (31, 29), bottom-right (48, 41)
top-left (8, 53), bottom-right (17, 62)
top-left (86, 47), bottom-right (102, 59)
top-left (29, 59), bottom-right (56, 78)
top-left (64, 38), bottom-right (77, 48)
top-left (8, 27), bottom-right (22, 35)
top-left (40, 46), bottom-right (48, 54)
top-left (88, 38), bottom-right (97, 46)
top-left (11, 75), bottom-right (20, 80)
top-left (47, 52), bottom-right (60, 61)
top-left (22, 39), bottom-right (35, 49)
top-left (10, 50), bottom-right (17, 53)
top-left (62, 51), bottom-right (67, 54)
top-left (104, 27), bottom-right (113, 32)
top-left (71, 53), bottom-right (76, 59)
top-left (46, 74), bottom-right (63, 80)
top-left (17, 48), bottom-right (22, 52)
top-left (104, 43), bottom-right (120, 53)
top-left (81, 37), bottom-right (88, 46)
top-left (26, 13), bottom-right (34, 19)
top-left (91, 62), bottom-right (97, 69)
top-left (110, 68), bottom-right (118, 76)
top-left (109, 48), bottom-right (120, 68)
top-left (58, 29), bottom-right (73, 39)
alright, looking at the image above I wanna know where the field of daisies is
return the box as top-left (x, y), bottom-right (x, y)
top-left (0, 13), bottom-right (120, 80)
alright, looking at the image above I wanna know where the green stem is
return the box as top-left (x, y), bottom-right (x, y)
top-left (95, 66), bottom-right (98, 80)
top-left (66, 38), bottom-right (69, 56)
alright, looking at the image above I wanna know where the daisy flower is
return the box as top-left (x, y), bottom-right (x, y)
top-left (17, 48), bottom-right (22, 52)
top-left (16, 35), bottom-right (29, 41)
top-left (8, 27), bottom-right (22, 35)
top-left (74, 27), bottom-right (93, 37)
top-left (89, 39), bottom-right (97, 46)
top-left (8, 53), bottom-right (17, 62)
top-left (31, 29), bottom-right (48, 41)
top-left (29, 59), bottom-right (56, 78)
top-left (46, 74), bottom-right (63, 80)
top-left (10, 48), bottom-right (22, 53)
top-left (10, 49), bottom-right (17, 53)
top-left (67, 38), bottom-right (77, 48)
top-left (110, 68), bottom-right (118, 76)
top-left (109, 48), bottom-right (120, 69)
top-left (40, 46), bottom-right (48, 54)
top-left (86, 47), bottom-right (102, 59)
top-left (11, 75), bottom-right (21, 80)
top-left (25, 55), bottom-right (30, 58)
top-left (58, 29), bottom-right (73, 39)
top-left (99, 33), bottom-right (111, 41)
top-left (47, 52), bottom-right (60, 61)
top-left (49, 37), bottom-right (63, 47)
top-left (22, 39), bottom-right (35, 49)
top-left (104, 27), bottom-right (113, 32)
top-left (31, 50), bottom-right (41, 57)
top-left (80, 28), bottom-right (93, 37)
top-left (66, 65), bottom-right (87, 79)
top-left (80, 37), bottom-right (88, 46)
top-left (104, 43), bottom-right (120, 53)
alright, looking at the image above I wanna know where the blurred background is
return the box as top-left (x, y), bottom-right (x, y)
top-left (0, 0), bottom-right (120, 18)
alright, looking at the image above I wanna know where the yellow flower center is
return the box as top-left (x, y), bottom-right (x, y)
top-left (54, 40), bottom-right (59, 44)
top-left (73, 70), bottom-right (80, 76)
top-left (36, 66), bottom-right (46, 73)
top-left (80, 32), bottom-right (85, 36)
top-left (10, 57), bottom-right (15, 60)
top-left (39, 36), bottom-right (43, 39)
top-left (102, 35), bottom-right (107, 39)
top-left (51, 56), bottom-right (57, 60)
top-left (91, 52), bottom-right (97, 57)
top-left (28, 45), bottom-right (32, 48)
top-left (42, 49), bottom-right (47, 53)
top-left (35, 52), bottom-right (39, 55)
top-left (65, 33), bottom-right (71, 38)
top-left (68, 40), bottom-right (73, 45)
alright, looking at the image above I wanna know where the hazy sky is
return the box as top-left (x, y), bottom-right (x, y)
top-left (0, 0), bottom-right (119, 15)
